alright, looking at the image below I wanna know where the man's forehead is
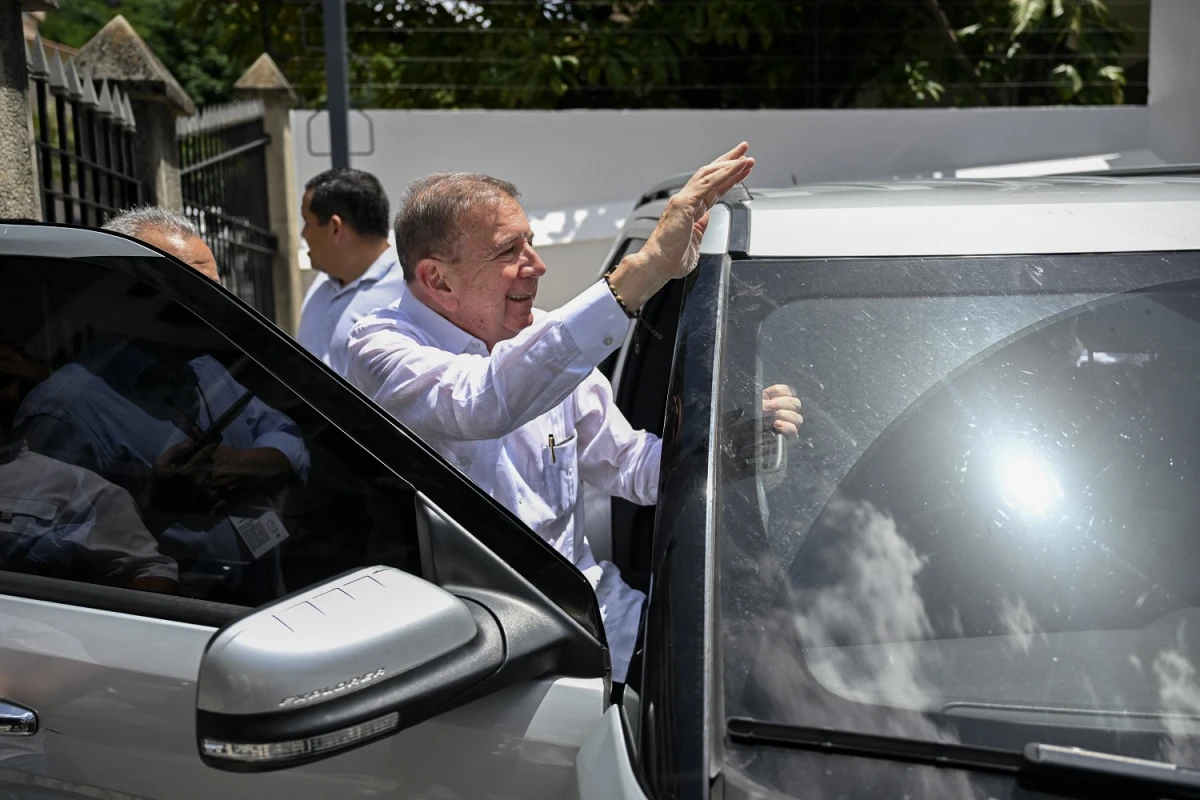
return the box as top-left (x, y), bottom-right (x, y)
top-left (139, 228), bottom-right (212, 264)
top-left (138, 226), bottom-right (187, 251)
top-left (477, 201), bottom-right (529, 239)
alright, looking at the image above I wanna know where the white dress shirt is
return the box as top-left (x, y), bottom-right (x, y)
top-left (297, 247), bottom-right (406, 377)
top-left (347, 280), bottom-right (659, 682)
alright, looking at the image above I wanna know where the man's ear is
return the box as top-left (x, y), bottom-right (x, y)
top-left (415, 258), bottom-right (458, 313)
top-left (329, 214), bottom-right (345, 243)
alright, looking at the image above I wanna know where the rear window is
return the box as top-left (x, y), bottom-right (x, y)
top-left (718, 251), bottom-right (1200, 764)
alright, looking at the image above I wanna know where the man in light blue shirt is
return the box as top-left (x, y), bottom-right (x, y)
top-left (16, 207), bottom-right (311, 604)
top-left (297, 169), bottom-right (405, 376)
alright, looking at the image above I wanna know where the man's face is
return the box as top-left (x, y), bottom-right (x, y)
top-left (300, 190), bottom-right (335, 272)
top-left (140, 228), bottom-right (220, 282)
top-left (438, 195), bottom-right (546, 350)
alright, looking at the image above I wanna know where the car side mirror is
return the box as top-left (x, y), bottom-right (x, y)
top-left (196, 566), bottom-right (503, 772)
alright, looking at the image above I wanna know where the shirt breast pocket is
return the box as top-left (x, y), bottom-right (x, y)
top-left (0, 496), bottom-right (59, 537)
top-left (542, 433), bottom-right (578, 517)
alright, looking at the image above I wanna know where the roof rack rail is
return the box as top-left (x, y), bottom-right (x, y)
top-left (633, 172), bottom-right (751, 208)
top-left (1063, 163), bottom-right (1200, 178)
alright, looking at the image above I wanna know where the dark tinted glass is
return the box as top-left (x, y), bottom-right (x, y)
top-left (605, 238), bottom-right (648, 275)
top-left (719, 252), bottom-right (1200, 765)
top-left (0, 256), bottom-right (420, 606)
top-left (598, 236), bottom-right (648, 382)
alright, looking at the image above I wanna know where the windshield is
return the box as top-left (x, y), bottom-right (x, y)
top-left (718, 251), bottom-right (1200, 766)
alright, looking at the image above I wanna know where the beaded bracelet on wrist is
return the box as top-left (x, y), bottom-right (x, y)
top-left (603, 273), bottom-right (662, 353)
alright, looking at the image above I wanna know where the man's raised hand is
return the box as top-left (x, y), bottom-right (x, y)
top-left (644, 142), bottom-right (755, 280)
top-left (608, 143), bottom-right (755, 311)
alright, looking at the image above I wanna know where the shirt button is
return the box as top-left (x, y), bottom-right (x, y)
top-left (603, 335), bottom-right (614, 346)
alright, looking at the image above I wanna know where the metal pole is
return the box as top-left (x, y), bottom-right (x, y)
top-left (322, 0), bottom-right (350, 170)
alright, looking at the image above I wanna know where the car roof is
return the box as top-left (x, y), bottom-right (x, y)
top-left (621, 174), bottom-right (1200, 259)
top-left (746, 175), bottom-right (1200, 258)
top-left (0, 222), bottom-right (163, 259)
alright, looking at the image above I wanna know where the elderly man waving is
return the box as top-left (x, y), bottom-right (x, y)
top-left (347, 144), bottom-right (801, 685)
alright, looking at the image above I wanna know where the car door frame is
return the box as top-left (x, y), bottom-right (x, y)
top-left (587, 214), bottom-right (662, 564)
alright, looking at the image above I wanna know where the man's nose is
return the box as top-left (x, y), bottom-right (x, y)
top-left (520, 247), bottom-right (547, 278)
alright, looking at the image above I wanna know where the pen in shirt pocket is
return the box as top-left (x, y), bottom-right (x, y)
top-left (548, 433), bottom-right (575, 464)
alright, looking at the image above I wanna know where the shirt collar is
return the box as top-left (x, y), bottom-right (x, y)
top-left (335, 247), bottom-right (399, 296)
top-left (396, 291), bottom-right (486, 356)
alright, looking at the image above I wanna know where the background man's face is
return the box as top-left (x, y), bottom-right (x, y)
top-left (441, 195), bottom-right (546, 350)
top-left (300, 190), bottom-right (335, 273)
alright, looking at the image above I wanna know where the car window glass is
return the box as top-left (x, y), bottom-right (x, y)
top-left (718, 252), bottom-right (1200, 764)
top-left (605, 237), bottom-right (647, 275)
top-left (0, 256), bottom-right (420, 606)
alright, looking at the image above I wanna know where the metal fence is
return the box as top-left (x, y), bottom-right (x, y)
top-left (178, 100), bottom-right (278, 319)
top-left (25, 35), bottom-right (142, 226)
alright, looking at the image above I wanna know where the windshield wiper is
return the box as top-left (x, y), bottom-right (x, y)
top-left (727, 717), bottom-right (1200, 798)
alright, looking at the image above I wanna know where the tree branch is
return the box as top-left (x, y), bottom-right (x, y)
top-left (924, 0), bottom-right (1002, 105)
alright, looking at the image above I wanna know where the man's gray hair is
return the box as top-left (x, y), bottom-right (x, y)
top-left (394, 173), bottom-right (520, 283)
top-left (103, 206), bottom-right (198, 240)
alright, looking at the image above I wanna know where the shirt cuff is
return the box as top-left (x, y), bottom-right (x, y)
top-left (557, 279), bottom-right (634, 366)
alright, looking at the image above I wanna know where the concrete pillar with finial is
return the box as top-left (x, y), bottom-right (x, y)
top-left (235, 53), bottom-right (305, 333)
top-left (0, 1), bottom-right (57, 220)
top-left (73, 14), bottom-right (195, 211)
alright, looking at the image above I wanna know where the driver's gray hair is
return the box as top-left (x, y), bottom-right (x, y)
top-left (394, 172), bottom-right (520, 283)
top-left (103, 206), bottom-right (198, 240)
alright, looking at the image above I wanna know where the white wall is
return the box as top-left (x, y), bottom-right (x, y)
top-left (294, 105), bottom-right (1151, 307)
top-left (1148, 0), bottom-right (1200, 164)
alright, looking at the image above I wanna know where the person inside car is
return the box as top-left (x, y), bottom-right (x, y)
top-left (346, 143), bottom-right (803, 684)
top-left (14, 207), bottom-right (309, 604)
top-left (0, 343), bottom-right (178, 593)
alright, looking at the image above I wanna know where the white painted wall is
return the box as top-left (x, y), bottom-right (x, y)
top-left (1148, 0), bottom-right (1200, 164)
top-left (294, 105), bottom-right (1150, 307)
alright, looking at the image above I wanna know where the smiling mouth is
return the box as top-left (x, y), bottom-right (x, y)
top-left (506, 293), bottom-right (534, 302)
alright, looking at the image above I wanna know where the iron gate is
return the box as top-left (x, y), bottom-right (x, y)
top-left (178, 100), bottom-right (278, 319)
top-left (25, 35), bottom-right (142, 226)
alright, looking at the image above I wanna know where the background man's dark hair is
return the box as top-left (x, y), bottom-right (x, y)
top-left (304, 169), bottom-right (391, 239)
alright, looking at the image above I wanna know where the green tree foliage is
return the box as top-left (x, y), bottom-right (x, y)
top-left (50, 0), bottom-right (1138, 110)
top-left (37, 0), bottom-right (243, 107)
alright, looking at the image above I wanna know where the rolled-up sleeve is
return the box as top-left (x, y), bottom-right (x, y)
top-left (200, 363), bottom-right (311, 483)
top-left (347, 280), bottom-right (631, 442)
top-left (246, 404), bottom-right (311, 483)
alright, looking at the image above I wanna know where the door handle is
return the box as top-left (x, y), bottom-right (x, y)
top-left (0, 701), bottom-right (36, 736)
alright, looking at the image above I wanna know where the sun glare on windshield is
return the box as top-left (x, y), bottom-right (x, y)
top-left (998, 449), bottom-right (1064, 517)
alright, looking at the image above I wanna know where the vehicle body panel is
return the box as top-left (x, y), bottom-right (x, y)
top-left (746, 177), bottom-right (1200, 257)
top-left (0, 592), bottom-right (605, 800)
